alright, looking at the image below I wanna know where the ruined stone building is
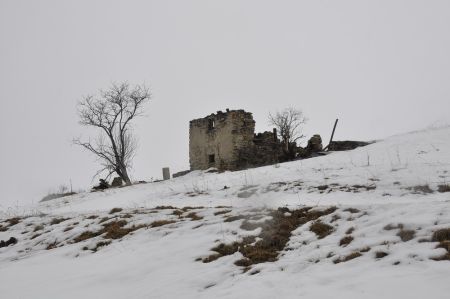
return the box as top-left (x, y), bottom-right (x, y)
top-left (189, 109), bottom-right (281, 171)
top-left (188, 109), bottom-right (369, 173)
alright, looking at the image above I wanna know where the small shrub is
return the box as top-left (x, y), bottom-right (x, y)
top-left (346, 227), bottom-right (355, 235)
top-left (86, 215), bottom-right (98, 220)
top-left (109, 208), bottom-right (123, 214)
top-left (339, 236), bottom-right (354, 247)
top-left (310, 221), bottom-right (334, 239)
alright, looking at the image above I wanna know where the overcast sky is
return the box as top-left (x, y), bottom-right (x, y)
top-left (1, 0), bottom-right (449, 209)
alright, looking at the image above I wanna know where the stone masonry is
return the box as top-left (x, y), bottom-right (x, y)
top-left (189, 109), bottom-right (280, 171)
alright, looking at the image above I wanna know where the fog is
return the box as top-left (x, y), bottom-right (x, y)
top-left (1, 0), bottom-right (449, 208)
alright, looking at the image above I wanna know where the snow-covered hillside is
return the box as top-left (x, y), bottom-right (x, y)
top-left (1, 126), bottom-right (449, 299)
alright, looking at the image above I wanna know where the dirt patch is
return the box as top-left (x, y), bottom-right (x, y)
top-left (86, 215), bottom-right (98, 220)
top-left (346, 227), bottom-right (355, 235)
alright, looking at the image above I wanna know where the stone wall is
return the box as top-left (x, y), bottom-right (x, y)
top-left (189, 110), bottom-right (255, 171)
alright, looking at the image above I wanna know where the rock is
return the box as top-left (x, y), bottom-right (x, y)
top-left (306, 135), bottom-right (323, 152)
top-left (0, 237), bottom-right (18, 248)
top-left (111, 177), bottom-right (123, 187)
top-left (92, 179), bottom-right (110, 191)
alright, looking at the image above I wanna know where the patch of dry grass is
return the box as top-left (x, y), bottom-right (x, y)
top-left (50, 218), bottom-right (70, 225)
top-left (310, 221), bottom-right (334, 239)
top-left (339, 236), bottom-right (354, 247)
top-left (214, 210), bottom-right (232, 216)
top-left (344, 208), bottom-right (360, 213)
top-left (204, 207), bottom-right (337, 268)
top-left (334, 252), bottom-right (362, 264)
top-left (186, 212), bottom-right (203, 221)
top-left (397, 229), bottom-right (416, 242)
top-left (150, 220), bottom-right (176, 228)
top-left (109, 208), bottom-right (123, 214)
top-left (431, 228), bottom-right (450, 261)
top-left (406, 184), bottom-right (433, 194)
top-left (375, 251), bottom-right (389, 259)
top-left (437, 184), bottom-right (450, 193)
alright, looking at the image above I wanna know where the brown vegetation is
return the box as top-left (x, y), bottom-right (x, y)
top-left (204, 207), bottom-right (336, 268)
top-left (339, 236), bottom-right (354, 247)
top-left (310, 221), bottom-right (334, 239)
top-left (431, 228), bottom-right (450, 261)
top-left (437, 184), bottom-right (450, 193)
top-left (397, 229), bottom-right (416, 242)
top-left (109, 208), bottom-right (123, 214)
top-left (334, 252), bottom-right (362, 264)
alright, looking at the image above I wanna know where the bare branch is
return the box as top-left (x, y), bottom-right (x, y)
top-left (74, 82), bottom-right (151, 185)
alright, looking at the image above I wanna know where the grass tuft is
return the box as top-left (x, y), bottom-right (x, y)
top-left (310, 221), bottom-right (334, 239)
top-left (109, 208), bottom-right (123, 214)
top-left (437, 184), bottom-right (450, 193)
top-left (397, 229), bottom-right (416, 242)
top-left (339, 236), bottom-right (354, 247)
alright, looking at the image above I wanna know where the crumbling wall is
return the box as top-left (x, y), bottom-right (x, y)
top-left (189, 110), bottom-right (255, 171)
top-left (237, 131), bottom-right (281, 168)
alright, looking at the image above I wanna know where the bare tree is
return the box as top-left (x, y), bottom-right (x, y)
top-left (269, 107), bottom-right (307, 153)
top-left (74, 82), bottom-right (151, 185)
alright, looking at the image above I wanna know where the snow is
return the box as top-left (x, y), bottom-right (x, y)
top-left (0, 126), bottom-right (449, 298)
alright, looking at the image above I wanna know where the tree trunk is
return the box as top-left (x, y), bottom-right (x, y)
top-left (119, 167), bottom-right (132, 185)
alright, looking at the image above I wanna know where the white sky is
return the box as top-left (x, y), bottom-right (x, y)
top-left (1, 0), bottom-right (449, 208)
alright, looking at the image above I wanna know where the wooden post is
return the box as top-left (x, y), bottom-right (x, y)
top-left (326, 119), bottom-right (339, 151)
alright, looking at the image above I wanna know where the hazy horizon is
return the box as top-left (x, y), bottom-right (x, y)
top-left (1, 0), bottom-right (450, 209)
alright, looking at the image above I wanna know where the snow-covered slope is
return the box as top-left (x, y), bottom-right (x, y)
top-left (1, 126), bottom-right (449, 299)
